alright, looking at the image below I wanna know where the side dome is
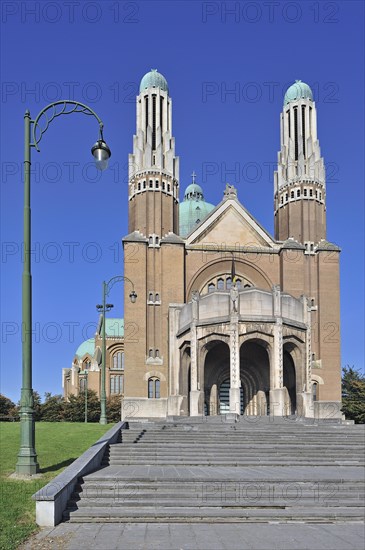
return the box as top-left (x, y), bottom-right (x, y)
top-left (140, 69), bottom-right (168, 93)
top-left (284, 80), bottom-right (313, 106)
top-left (75, 338), bottom-right (95, 359)
top-left (179, 177), bottom-right (215, 237)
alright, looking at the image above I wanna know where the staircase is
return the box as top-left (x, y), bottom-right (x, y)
top-left (64, 416), bottom-right (365, 523)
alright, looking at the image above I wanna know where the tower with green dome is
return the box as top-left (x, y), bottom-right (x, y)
top-left (274, 79), bottom-right (326, 243)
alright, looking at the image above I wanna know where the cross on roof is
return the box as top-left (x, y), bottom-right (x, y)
top-left (191, 171), bottom-right (196, 184)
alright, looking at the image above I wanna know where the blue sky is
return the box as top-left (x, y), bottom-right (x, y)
top-left (1, 1), bottom-right (364, 402)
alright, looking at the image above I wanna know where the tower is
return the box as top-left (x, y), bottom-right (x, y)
top-left (128, 69), bottom-right (180, 237)
top-left (123, 70), bottom-right (185, 408)
top-left (274, 80), bottom-right (326, 244)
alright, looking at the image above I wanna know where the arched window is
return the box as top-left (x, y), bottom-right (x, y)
top-left (138, 182), bottom-right (141, 191)
top-left (155, 349), bottom-right (160, 358)
top-left (244, 283), bottom-right (251, 288)
top-left (148, 377), bottom-right (160, 398)
top-left (149, 179), bottom-right (153, 188)
top-left (148, 292), bottom-right (154, 302)
top-left (226, 277), bottom-right (232, 290)
top-left (110, 375), bottom-right (123, 394)
top-left (149, 236), bottom-right (153, 246)
top-left (312, 382), bottom-right (318, 402)
top-left (208, 283), bottom-right (215, 293)
top-left (112, 351), bottom-right (124, 370)
top-left (155, 293), bottom-right (160, 302)
top-left (217, 278), bottom-right (224, 290)
top-left (83, 359), bottom-right (91, 370)
top-left (143, 180), bottom-right (146, 189)
top-left (290, 190), bottom-right (294, 198)
top-left (236, 279), bottom-right (242, 289)
top-left (148, 349), bottom-right (154, 358)
top-left (297, 189), bottom-right (300, 197)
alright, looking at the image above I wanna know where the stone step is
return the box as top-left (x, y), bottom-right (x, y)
top-left (64, 505), bottom-right (364, 523)
top-left (69, 497), bottom-right (365, 508)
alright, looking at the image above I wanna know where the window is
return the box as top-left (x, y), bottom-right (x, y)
top-left (297, 189), bottom-right (300, 197)
top-left (155, 349), bottom-right (160, 358)
top-left (312, 382), bottom-right (318, 402)
top-left (309, 189), bottom-right (313, 197)
top-left (290, 191), bottom-right (294, 199)
top-left (236, 279), bottom-right (242, 289)
top-left (208, 283), bottom-right (215, 293)
top-left (110, 375), bottom-right (123, 394)
top-left (143, 180), bottom-right (146, 189)
top-left (217, 278), bottom-right (224, 290)
top-left (156, 180), bottom-right (159, 188)
top-left (148, 377), bottom-right (160, 398)
top-left (285, 193), bottom-right (288, 201)
top-left (155, 293), bottom-right (160, 302)
top-left (319, 192), bottom-right (322, 200)
top-left (280, 196), bottom-right (283, 204)
top-left (149, 179), bottom-right (153, 188)
top-left (148, 349), bottom-right (154, 358)
top-left (162, 181), bottom-right (165, 190)
top-left (138, 182), bottom-right (141, 191)
top-left (226, 277), bottom-right (232, 290)
top-left (112, 352), bottom-right (124, 371)
top-left (167, 183), bottom-right (171, 192)
top-left (304, 189), bottom-right (307, 197)
top-left (83, 359), bottom-right (91, 370)
top-left (148, 292), bottom-right (154, 302)
top-left (149, 236), bottom-right (153, 246)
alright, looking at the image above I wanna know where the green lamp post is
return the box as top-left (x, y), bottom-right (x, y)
top-left (16, 101), bottom-right (111, 476)
top-left (79, 369), bottom-right (89, 423)
top-left (96, 276), bottom-right (137, 425)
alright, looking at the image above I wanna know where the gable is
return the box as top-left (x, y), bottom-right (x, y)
top-left (186, 199), bottom-right (276, 248)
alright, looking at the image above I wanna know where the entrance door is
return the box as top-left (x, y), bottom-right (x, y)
top-left (219, 378), bottom-right (244, 414)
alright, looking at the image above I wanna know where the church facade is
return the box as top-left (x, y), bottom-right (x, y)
top-left (63, 71), bottom-right (342, 420)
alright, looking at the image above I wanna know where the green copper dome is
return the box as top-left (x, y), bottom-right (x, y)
top-left (75, 338), bottom-right (95, 359)
top-left (140, 69), bottom-right (168, 93)
top-left (179, 175), bottom-right (215, 237)
top-left (284, 80), bottom-right (313, 106)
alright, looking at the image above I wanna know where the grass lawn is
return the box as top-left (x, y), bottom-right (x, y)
top-left (0, 422), bottom-right (112, 550)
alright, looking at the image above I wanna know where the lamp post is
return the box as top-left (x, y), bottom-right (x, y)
top-left (79, 369), bottom-right (89, 423)
top-left (96, 276), bottom-right (137, 425)
top-left (16, 101), bottom-right (111, 476)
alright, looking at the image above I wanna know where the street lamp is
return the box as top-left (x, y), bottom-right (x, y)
top-left (16, 101), bottom-right (111, 476)
top-left (79, 369), bottom-right (89, 423)
top-left (96, 275), bottom-right (137, 425)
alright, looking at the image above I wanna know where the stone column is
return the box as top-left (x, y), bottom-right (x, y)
top-left (297, 296), bottom-right (314, 418)
top-left (189, 292), bottom-right (202, 416)
top-left (270, 286), bottom-right (286, 416)
top-left (229, 286), bottom-right (241, 414)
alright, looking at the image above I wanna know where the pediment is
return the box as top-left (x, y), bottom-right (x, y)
top-left (186, 198), bottom-right (275, 248)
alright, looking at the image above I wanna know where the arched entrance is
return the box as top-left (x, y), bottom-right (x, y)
top-left (240, 340), bottom-right (270, 415)
top-left (203, 340), bottom-right (230, 416)
top-left (283, 346), bottom-right (298, 415)
top-left (219, 378), bottom-right (244, 414)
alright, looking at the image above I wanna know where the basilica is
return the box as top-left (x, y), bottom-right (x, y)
top-left (63, 70), bottom-right (342, 419)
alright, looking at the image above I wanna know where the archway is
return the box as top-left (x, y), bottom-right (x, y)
top-left (240, 340), bottom-right (270, 415)
top-left (203, 341), bottom-right (230, 416)
top-left (283, 349), bottom-right (297, 415)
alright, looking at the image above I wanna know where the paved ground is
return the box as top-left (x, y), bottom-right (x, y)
top-left (23, 522), bottom-right (365, 550)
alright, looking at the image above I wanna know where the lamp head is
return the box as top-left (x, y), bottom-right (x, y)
top-left (91, 139), bottom-right (111, 171)
top-left (129, 290), bottom-right (137, 303)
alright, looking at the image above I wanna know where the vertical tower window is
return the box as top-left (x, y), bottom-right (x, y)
top-left (312, 382), bottom-right (318, 402)
top-left (152, 94), bottom-right (156, 151)
top-left (287, 110), bottom-right (291, 138)
top-left (160, 96), bottom-right (163, 130)
top-left (145, 96), bottom-right (148, 141)
top-left (302, 105), bottom-right (306, 158)
top-left (297, 189), bottom-right (300, 198)
top-left (294, 107), bottom-right (298, 161)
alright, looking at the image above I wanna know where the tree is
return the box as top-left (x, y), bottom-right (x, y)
top-left (41, 393), bottom-right (65, 422)
top-left (341, 366), bottom-right (365, 424)
top-left (0, 394), bottom-right (17, 418)
top-left (64, 390), bottom-right (100, 422)
top-left (106, 395), bottom-right (121, 422)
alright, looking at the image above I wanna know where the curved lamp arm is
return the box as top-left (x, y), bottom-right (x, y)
top-left (105, 275), bottom-right (136, 296)
top-left (31, 100), bottom-right (104, 152)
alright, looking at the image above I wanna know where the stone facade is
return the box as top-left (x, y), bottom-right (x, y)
top-left (63, 73), bottom-right (342, 420)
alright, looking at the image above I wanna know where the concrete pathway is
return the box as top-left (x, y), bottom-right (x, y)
top-left (23, 522), bottom-right (365, 549)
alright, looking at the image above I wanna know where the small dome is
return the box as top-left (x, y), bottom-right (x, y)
top-left (284, 80), bottom-right (313, 106)
top-left (140, 69), bottom-right (168, 93)
top-left (184, 183), bottom-right (204, 200)
top-left (75, 338), bottom-right (95, 359)
top-left (179, 176), bottom-right (215, 237)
